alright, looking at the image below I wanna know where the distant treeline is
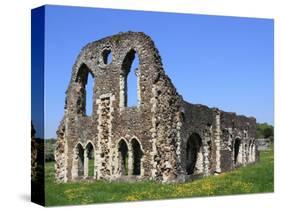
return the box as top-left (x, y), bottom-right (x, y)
top-left (256, 123), bottom-right (274, 143)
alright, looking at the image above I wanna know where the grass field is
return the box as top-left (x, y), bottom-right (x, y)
top-left (45, 148), bottom-right (274, 206)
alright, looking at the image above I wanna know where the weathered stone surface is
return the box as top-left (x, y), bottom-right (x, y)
top-left (55, 31), bottom-right (258, 183)
top-left (31, 123), bottom-right (45, 204)
top-left (31, 122), bottom-right (37, 180)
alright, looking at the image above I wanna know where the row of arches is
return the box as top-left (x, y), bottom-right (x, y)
top-left (184, 133), bottom-right (256, 176)
top-left (233, 138), bottom-right (256, 165)
top-left (73, 142), bottom-right (95, 178)
top-left (72, 135), bottom-right (255, 179)
top-left (117, 138), bottom-right (143, 176)
top-left (74, 49), bottom-right (140, 116)
top-left (72, 137), bottom-right (144, 179)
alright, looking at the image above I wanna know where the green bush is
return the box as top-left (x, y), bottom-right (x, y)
top-left (45, 139), bottom-right (56, 162)
top-left (257, 123), bottom-right (274, 142)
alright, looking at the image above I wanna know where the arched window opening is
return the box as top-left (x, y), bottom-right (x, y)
top-left (131, 139), bottom-right (142, 175)
top-left (234, 138), bottom-right (241, 164)
top-left (75, 64), bottom-right (94, 116)
top-left (102, 49), bottom-right (112, 65)
top-left (76, 144), bottom-right (84, 177)
top-left (127, 54), bottom-right (139, 107)
top-left (120, 49), bottom-right (140, 108)
top-left (186, 133), bottom-right (203, 175)
top-left (85, 73), bottom-right (94, 116)
top-left (85, 143), bottom-right (94, 177)
top-left (118, 140), bottom-right (129, 176)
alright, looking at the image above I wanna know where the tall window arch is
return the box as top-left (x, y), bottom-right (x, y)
top-left (131, 138), bottom-right (143, 175)
top-left (75, 143), bottom-right (84, 177)
top-left (234, 138), bottom-right (241, 164)
top-left (120, 49), bottom-right (140, 109)
top-left (186, 133), bottom-right (203, 175)
top-left (118, 140), bottom-right (129, 175)
top-left (85, 142), bottom-right (94, 177)
top-left (75, 64), bottom-right (95, 116)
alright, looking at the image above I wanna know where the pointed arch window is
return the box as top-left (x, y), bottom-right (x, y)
top-left (120, 50), bottom-right (140, 109)
top-left (131, 138), bottom-right (143, 175)
top-left (75, 64), bottom-right (95, 116)
top-left (118, 140), bottom-right (129, 175)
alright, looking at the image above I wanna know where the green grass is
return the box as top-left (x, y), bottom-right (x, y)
top-left (45, 149), bottom-right (274, 206)
top-left (88, 158), bottom-right (95, 177)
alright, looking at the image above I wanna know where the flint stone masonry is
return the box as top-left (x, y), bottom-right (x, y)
top-left (55, 31), bottom-right (258, 183)
top-left (31, 123), bottom-right (37, 179)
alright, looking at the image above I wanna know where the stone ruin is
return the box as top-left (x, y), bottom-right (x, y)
top-left (55, 32), bottom-right (258, 183)
top-left (31, 122), bottom-right (37, 180)
top-left (31, 122), bottom-right (44, 204)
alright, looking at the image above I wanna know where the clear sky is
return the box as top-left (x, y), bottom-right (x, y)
top-left (42, 5), bottom-right (273, 139)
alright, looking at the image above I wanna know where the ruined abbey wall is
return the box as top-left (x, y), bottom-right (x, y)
top-left (55, 32), bottom-right (258, 183)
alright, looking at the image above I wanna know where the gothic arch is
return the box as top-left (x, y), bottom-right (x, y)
top-left (130, 137), bottom-right (144, 176)
top-left (75, 63), bottom-right (94, 83)
top-left (117, 139), bottom-right (129, 176)
top-left (85, 142), bottom-right (95, 177)
top-left (121, 49), bottom-right (139, 74)
top-left (71, 63), bottom-right (95, 116)
top-left (130, 136), bottom-right (144, 152)
top-left (74, 141), bottom-right (85, 150)
top-left (120, 49), bottom-right (140, 108)
top-left (234, 137), bottom-right (242, 165)
top-left (185, 133), bottom-right (203, 175)
top-left (85, 141), bottom-right (94, 148)
top-left (74, 143), bottom-right (85, 177)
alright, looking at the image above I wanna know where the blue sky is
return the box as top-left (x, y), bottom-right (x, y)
top-left (42, 5), bottom-right (273, 138)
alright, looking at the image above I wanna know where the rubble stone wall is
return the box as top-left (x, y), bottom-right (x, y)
top-left (55, 32), bottom-right (258, 183)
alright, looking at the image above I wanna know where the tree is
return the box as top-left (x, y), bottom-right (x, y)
top-left (256, 123), bottom-right (274, 142)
